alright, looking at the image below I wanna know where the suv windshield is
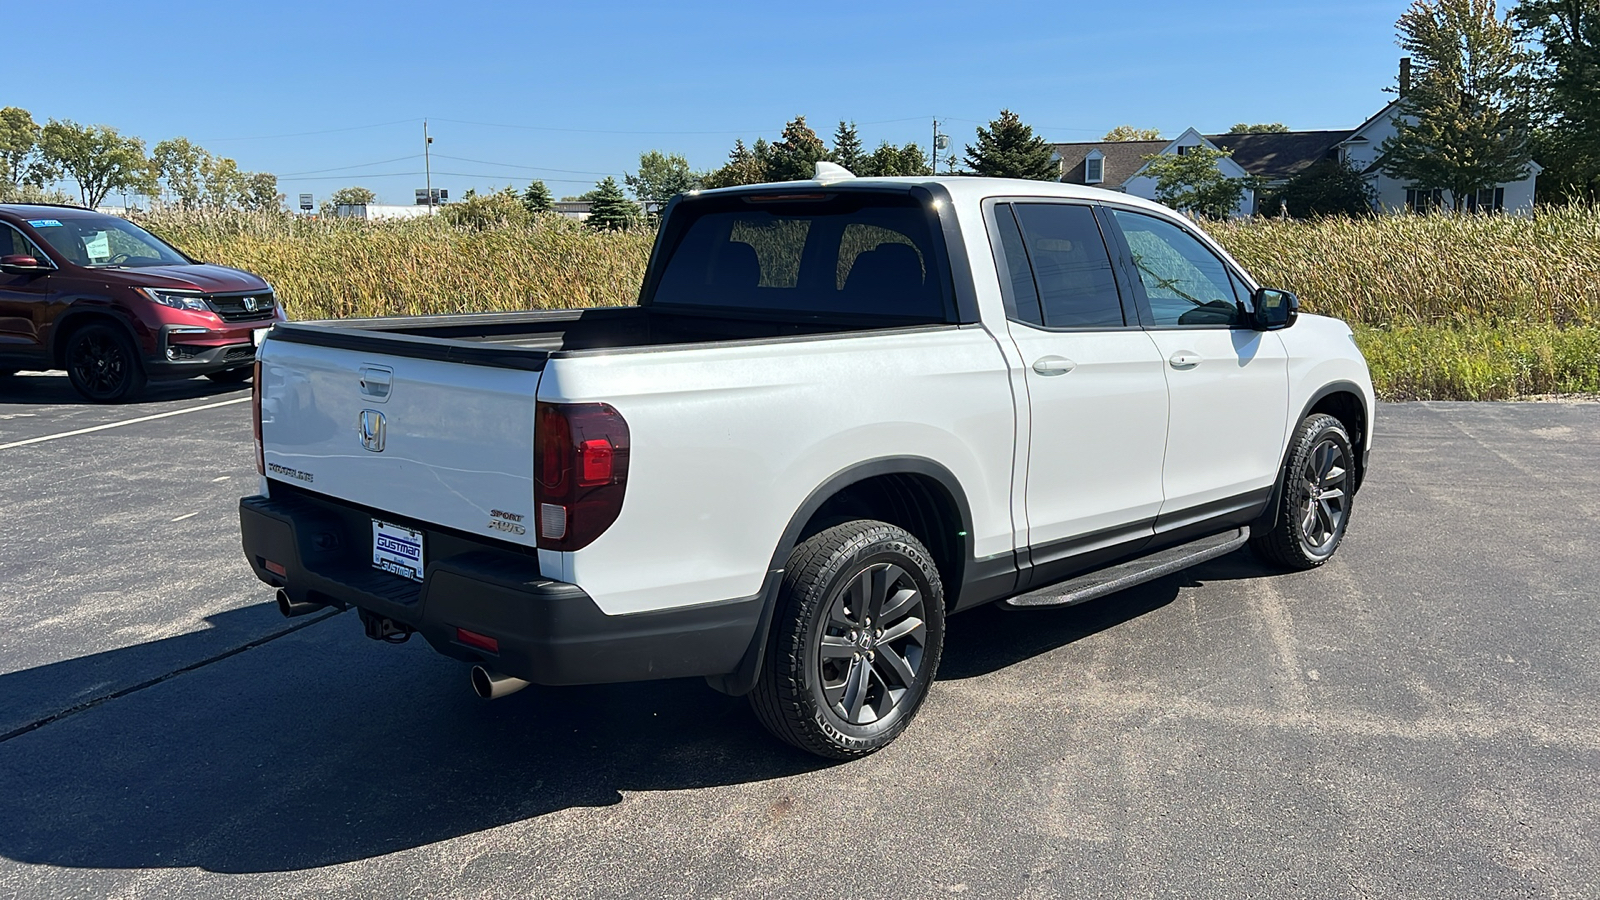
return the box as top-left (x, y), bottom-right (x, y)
top-left (650, 191), bottom-right (950, 320)
top-left (27, 214), bottom-right (189, 268)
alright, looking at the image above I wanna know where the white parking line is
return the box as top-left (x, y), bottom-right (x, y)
top-left (0, 397), bottom-right (250, 451)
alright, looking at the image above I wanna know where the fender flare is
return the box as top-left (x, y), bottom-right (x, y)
top-left (50, 305), bottom-right (145, 366)
top-left (705, 456), bottom-right (974, 696)
top-left (1254, 380), bottom-right (1371, 533)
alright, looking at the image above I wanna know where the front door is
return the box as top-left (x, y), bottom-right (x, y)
top-left (989, 201), bottom-right (1170, 585)
top-left (1105, 208), bottom-right (1289, 532)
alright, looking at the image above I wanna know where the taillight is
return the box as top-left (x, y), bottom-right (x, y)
top-left (534, 402), bottom-right (629, 551)
top-left (252, 359), bottom-right (264, 475)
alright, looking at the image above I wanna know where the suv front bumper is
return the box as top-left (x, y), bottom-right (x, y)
top-left (239, 488), bottom-right (761, 686)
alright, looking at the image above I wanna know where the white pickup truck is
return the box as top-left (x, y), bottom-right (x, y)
top-left (241, 171), bottom-right (1373, 758)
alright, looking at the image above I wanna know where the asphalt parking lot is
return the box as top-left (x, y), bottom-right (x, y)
top-left (1, 371), bottom-right (1596, 899)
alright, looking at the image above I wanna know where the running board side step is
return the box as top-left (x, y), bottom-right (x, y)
top-left (1001, 527), bottom-right (1250, 609)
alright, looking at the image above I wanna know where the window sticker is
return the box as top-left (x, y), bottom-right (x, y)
top-left (27, 219), bottom-right (63, 227)
top-left (84, 231), bottom-right (111, 261)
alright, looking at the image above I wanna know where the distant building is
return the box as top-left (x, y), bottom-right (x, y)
top-left (1055, 99), bottom-right (1540, 217)
top-left (333, 204), bottom-right (438, 221)
top-left (554, 201), bottom-right (592, 222)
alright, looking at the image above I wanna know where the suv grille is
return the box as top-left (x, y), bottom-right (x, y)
top-left (210, 291), bottom-right (278, 322)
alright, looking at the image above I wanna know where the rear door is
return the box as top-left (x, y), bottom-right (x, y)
top-left (1104, 207), bottom-right (1288, 530)
top-left (989, 201), bottom-right (1169, 584)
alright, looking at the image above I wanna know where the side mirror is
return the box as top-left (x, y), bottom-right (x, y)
top-left (0, 254), bottom-right (49, 275)
top-left (1252, 287), bottom-right (1299, 331)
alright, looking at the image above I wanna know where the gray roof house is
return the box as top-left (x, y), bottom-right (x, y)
top-left (1055, 99), bottom-right (1541, 216)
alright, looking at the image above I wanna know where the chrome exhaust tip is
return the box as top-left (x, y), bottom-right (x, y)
top-left (471, 665), bottom-right (529, 700)
top-left (275, 588), bottom-right (324, 618)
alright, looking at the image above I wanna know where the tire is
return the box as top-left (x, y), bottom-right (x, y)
top-left (206, 367), bottom-right (253, 384)
top-left (1250, 413), bottom-right (1355, 570)
top-left (750, 519), bottom-right (945, 759)
top-left (65, 322), bottom-right (147, 403)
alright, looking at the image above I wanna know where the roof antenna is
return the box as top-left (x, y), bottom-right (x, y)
top-left (814, 161), bottom-right (855, 183)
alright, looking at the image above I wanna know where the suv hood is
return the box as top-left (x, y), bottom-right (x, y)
top-left (100, 264), bottom-right (270, 294)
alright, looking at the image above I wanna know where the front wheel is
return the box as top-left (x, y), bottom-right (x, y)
top-left (750, 520), bottom-right (945, 759)
top-left (65, 323), bottom-right (147, 403)
top-left (1250, 413), bottom-right (1355, 570)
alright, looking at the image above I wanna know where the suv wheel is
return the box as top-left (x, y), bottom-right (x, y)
top-left (750, 520), bottom-right (945, 759)
top-left (66, 323), bottom-right (147, 403)
top-left (1250, 413), bottom-right (1354, 570)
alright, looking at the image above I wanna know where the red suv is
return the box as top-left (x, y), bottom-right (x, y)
top-left (0, 203), bottom-right (285, 402)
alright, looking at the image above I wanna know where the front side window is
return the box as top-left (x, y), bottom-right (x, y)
top-left (28, 215), bottom-right (189, 268)
top-left (1109, 209), bottom-right (1242, 327)
top-left (1009, 203), bottom-right (1124, 328)
top-left (1, 224), bottom-right (40, 258)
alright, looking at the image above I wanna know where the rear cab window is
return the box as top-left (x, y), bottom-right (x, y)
top-left (647, 190), bottom-right (953, 321)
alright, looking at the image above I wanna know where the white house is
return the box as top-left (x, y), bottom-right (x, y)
top-left (1056, 98), bottom-right (1541, 216)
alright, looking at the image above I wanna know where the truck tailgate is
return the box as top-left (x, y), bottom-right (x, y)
top-left (258, 336), bottom-right (542, 549)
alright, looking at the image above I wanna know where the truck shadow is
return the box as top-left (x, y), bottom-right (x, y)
top-left (939, 549), bottom-right (1279, 679)
top-left (0, 371), bottom-right (248, 406)
top-left (0, 551), bottom-right (1279, 875)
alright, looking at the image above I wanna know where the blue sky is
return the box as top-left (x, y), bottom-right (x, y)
top-left (15, 0), bottom-right (1409, 206)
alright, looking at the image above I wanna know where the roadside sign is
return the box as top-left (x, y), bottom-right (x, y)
top-left (298, 193), bottom-right (313, 210)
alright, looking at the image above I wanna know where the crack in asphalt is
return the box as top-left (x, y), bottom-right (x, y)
top-left (0, 608), bottom-right (345, 746)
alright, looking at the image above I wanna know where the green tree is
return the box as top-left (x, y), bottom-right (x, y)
top-left (0, 107), bottom-right (53, 188)
top-left (1379, 0), bottom-right (1534, 210)
top-left (1263, 158), bottom-right (1376, 218)
top-left (1142, 146), bottom-right (1249, 218)
top-left (1228, 122), bottom-right (1292, 133)
top-left (831, 121), bottom-right (865, 172)
top-left (522, 179), bottom-right (554, 214)
top-left (201, 155), bottom-right (247, 207)
top-left (152, 137), bottom-right (210, 208)
top-left (965, 109), bottom-right (1058, 180)
top-left (584, 176), bottom-right (639, 231)
top-left (1103, 125), bottom-right (1163, 141)
top-left (443, 186), bottom-right (531, 229)
top-left (241, 172), bottom-right (281, 212)
top-left (1515, 0), bottom-right (1600, 201)
top-left (858, 141), bottom-right (932, 177)
top-left (625, 150), bottom-right (701, 217)
top-left (767, 116), bottom-right (830, 181)
top-left (702, 138), bottom-right (771, 188)
top-left (324, 186), bottom-right (377, 214)
top-left (38, 121), bottom-right (149, 208)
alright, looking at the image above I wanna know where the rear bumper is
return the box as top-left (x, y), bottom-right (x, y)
top-left (238, 488), bottom-right (761, 686)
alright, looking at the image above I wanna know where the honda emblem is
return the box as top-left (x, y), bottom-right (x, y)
top-left (359, 409), bottom-right (386, 452)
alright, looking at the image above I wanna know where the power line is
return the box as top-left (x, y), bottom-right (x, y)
top-left (285, 170), bottom-right (605, 185)
top-left (280, 154), bottom-right (423, 177)
top-left (198, 119), bottom-right (417, 142)
top-left (427, 116), bottom-right (782, 136)
top-left (430, 154), bottom-right (618, 177)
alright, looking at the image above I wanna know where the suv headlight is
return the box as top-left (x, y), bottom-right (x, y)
top-left (137, 287), bottom-right (211, 312)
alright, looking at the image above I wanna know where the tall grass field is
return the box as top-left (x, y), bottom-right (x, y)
top-left (139, 206), bottom-right (1600, 401)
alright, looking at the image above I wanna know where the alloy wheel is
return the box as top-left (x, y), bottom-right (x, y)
top-left (1299, 438), bottom-right (1349, 551)
top-left (814, 562), bottom-right (929, 726)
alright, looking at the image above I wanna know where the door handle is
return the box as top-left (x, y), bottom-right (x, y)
top-left (1032, 356), bottom-right (1077, 376)
top-left (1168, 351), bottom-right (1201, 370)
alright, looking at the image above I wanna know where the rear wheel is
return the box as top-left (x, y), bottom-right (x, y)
top-left (750, 520), bottom-right (945, 759)
top-left (207, 367), bottom-right (253, 384)
top-left (1250, 413), bottom-right (1354, 570)
top-left (65, 323), bottom-right (146, 403)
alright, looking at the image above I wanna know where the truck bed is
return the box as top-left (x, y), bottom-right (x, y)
top-left (269, 306), bottom-right (950, 370)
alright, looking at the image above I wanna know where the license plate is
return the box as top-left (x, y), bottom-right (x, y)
top-left (372, 520), bottom-right (425, 582)
top-left (252, 327), bottom-right (270, 347)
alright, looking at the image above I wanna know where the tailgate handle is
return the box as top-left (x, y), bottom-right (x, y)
top-left (358, 365), bottom-right (393, 400)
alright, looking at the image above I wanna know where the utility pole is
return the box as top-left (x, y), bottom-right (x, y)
top-left (424, 119), bottom-right (434, 214)
top-left (931, 118), bottom-right (939, 174)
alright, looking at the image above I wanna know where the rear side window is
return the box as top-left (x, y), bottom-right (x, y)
top-left (650, 193), bottom-right (948, 320)
top-left (991, 202), bottom-right (1125, 329)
